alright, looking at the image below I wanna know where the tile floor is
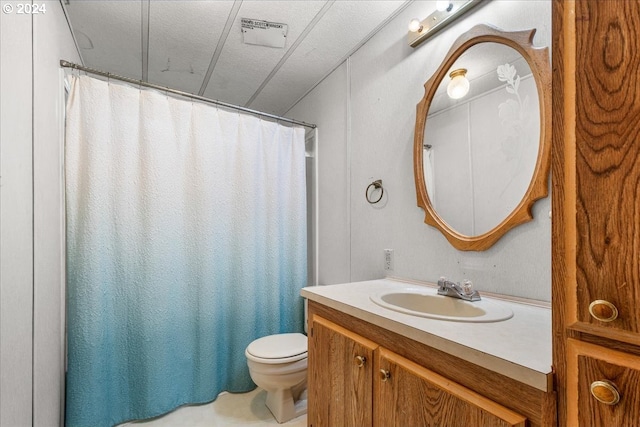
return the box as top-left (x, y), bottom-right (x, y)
top-left (119, 389), bottom-right (306, 427)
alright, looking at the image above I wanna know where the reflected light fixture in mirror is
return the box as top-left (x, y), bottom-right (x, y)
top-left (446, 68), bottom-right (469, 99)
top-left (407, 0), bottom-right (485, 48)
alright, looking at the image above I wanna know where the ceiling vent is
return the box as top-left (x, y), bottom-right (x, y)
top-left (241, 18), bottom-right (288, 49)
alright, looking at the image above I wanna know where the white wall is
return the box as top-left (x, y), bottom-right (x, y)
top-left (0, 2), bottom-right (80, 425)
top-left (290, 63), bottom-right (350, 286)
top-left (288, 0), bottom-right (552, 301)
top-left (1, 3), bottom-right (34, 425)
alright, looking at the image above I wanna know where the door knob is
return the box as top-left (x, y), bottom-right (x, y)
top-left (379, 369), bottom-right (390, 382)
top-left (354, 355), bottom-right (366, 368)
top-left (590, 380), bottom-right (620, 405)
top-left (589, 300), bottom-right (618, 322)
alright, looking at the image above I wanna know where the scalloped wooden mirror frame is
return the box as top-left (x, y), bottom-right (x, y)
top-left (414, 24), bottom-right (551, 251)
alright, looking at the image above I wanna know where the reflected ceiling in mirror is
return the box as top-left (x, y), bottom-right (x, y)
top-left (413, 24), bottom-right (551, 251)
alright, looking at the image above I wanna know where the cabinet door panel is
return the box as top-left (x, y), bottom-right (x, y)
top-left (568, 339), bottom-right (640, 426)
top-left (573, 0), bottom-right (640, 340)
top-left (375, 348), bottom-right (526, 427)
top-left (554, 0), bottom-right (640, 425)
top-left (308, 314), bottom-right (377, 427)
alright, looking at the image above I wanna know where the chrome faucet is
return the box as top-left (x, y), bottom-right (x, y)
top-left (437, 277), bottom-right (481, 301)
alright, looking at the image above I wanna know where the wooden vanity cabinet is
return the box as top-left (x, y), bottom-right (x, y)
top-left (307, 300), bottom-right (555, 427)
top-left (552, 1), bottom-right (640, 426)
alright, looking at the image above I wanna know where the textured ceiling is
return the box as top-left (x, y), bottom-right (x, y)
top-left (63, 0), bottom-right (410, 117)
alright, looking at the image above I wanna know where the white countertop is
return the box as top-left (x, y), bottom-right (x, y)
top-left (301, 277), bottom-right (552, 392)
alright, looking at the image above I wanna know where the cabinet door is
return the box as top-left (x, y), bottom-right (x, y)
top-left (567, 339), bottom-right (640, 426)
top-left (570, 0), bottom-right (640, 341)
top-left (308, 314), bottom-right (378, 427)
top-left (374, 348), bottom-right (526, 427)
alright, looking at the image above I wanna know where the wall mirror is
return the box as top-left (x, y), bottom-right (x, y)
top-left (413, 24), bottom-right (551, 251)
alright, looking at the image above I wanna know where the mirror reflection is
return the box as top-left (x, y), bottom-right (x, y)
top-left (423, 42), bottom-right (540, 236)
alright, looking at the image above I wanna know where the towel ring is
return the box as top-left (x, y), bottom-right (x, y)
top-left (366, 180), bottom-right (384, 204)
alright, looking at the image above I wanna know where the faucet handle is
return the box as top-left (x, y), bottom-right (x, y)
top-left (461, 280), bottom-right (474, 296)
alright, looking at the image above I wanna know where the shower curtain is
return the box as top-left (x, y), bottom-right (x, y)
top-left (65, 75), bottom-right (307, 427)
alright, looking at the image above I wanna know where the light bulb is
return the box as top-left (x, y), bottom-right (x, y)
top-left (436, 1), bottom-right (453, 12)
top-left (446, 68), bottom-right (470, 99)
top-left (408, 18), bottom-right (422, 33)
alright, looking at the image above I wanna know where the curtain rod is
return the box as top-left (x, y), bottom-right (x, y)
top-left (60, 60), bottom-right (317, 129)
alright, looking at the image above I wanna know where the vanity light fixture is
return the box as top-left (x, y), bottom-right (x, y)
top-left (436, 1), bottom-right (454, 12)
top-left (408, 18), bottom-right (423, 33)
top-left (407, 0), bottom-right (485, 48)
top-left (446, 68), bottom-right (470, 99)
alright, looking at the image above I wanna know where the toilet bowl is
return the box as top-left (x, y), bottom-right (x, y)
top-left (245, 333), bottom-right (308, 423)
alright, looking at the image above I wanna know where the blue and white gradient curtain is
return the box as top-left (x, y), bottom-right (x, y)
top-left (65, 75), bottom-right (307, 427)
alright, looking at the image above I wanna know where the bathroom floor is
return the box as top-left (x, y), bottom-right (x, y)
top-left (119, 389), bottom-right (307, 427)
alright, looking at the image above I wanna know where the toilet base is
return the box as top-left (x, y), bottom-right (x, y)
top-left (265, 381), bottom-right (307, 423)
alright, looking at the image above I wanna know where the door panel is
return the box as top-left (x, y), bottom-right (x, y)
top-left (375, 348), bottom-right (526, 427)
top-left (308, 314), bottom-right (377, 427)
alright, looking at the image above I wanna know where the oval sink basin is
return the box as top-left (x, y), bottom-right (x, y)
top-left (370, 289), bottom-right (513, 323)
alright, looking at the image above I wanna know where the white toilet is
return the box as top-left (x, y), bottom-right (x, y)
top-left (245, 332), bottom-right (308, 423)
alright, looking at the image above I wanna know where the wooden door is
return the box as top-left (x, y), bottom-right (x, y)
top-left (553, 1), bottom-right (640, 425)
top-left (567, 339), bottom-right (640, 426)
top-left (553, 0), bottom-right (640, 342)
top-left (307, 314), bottom-right (377, 427)
top-left (374, 347), bottom-right (527, 427)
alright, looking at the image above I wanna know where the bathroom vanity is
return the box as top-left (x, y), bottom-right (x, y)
top-left (302, 279), bottom-right (556, 427)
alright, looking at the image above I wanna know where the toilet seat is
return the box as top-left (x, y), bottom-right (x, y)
top-left (246, 333), bottom-right (307, 364)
